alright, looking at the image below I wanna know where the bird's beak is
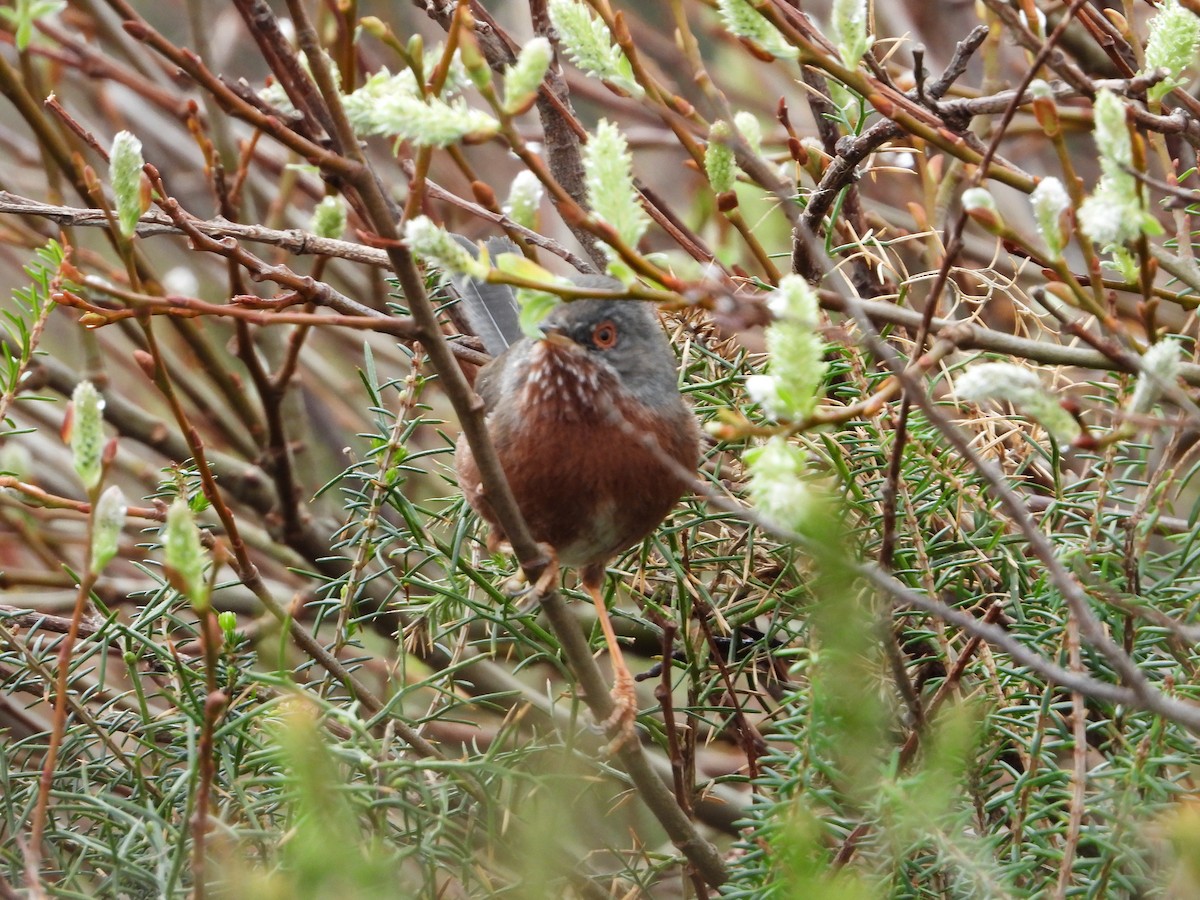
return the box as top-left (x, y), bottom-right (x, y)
top-left (538, 323), bottom-right (576, 348)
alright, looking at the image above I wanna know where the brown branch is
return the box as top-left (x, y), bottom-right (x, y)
top-left (816, 290), bottom-right (1200, 386)
top-left (0, 191), bottom-right (393, 268)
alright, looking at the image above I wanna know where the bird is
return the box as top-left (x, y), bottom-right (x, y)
top-left (451, 237), bottom-right (700, 742)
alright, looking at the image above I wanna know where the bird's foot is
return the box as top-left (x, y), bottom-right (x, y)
top-left (600, 666), bottom-right (639, 755)
top-left (531, 545), bottom-right (560, 597)
top-left (501, 570), bottom-right (529, 598)
top-left (501, 545), bottom-right (559, 613)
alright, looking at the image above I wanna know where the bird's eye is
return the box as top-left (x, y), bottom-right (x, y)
top-left (591, 320), bottom-right (618, 349)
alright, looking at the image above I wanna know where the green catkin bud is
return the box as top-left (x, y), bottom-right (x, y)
top-left (961, 187), bottom-right (1005, 234)
top-left (70, 381), bottom-right (105, 493)
top-left (548, 0), bottom-right (644, 96)
top-left (1092, 89), bottom-right (1132, 173)
top-left (733, 112), bottom-right (763, 156)
top-left (309, 196), bottom-right (346, 240)
top-left (403, 217), bottom-right (489, 278)
top-left (1028, 80), bottom-right (1060, 136)
top-left (1129, 339), bottom-right (1183, 415)
top-left (956, 362), bottom-right (1081, 444)
top-left (503, 37), bottom-right (553, 115)
top-left (90, 485), bottom-right (126, 575)
top-left (1078, 90), bottom-right (1162, 246)
top-left (109, 131), bottom-right (146, 239)
top-left (1030, 177), bottom-right (1071, 259)
top-left (716, 0), bottom-right (799, 59)
top-left (343, 69), bottom-right (417, 134)
top-left (1078, 180), bottom-right (1147, 246)
top-left (583, 120), bottom-right (649, 256)
top-left (830, 0), bottom-right (873, 66)
top-left (342, 65), bottom-right (497, 146)
top-left (746, 437), bottom-right (820, 534)
top-left (163, 499), bottom-right (209, 612)
top-left (705, 121), bottom-right (737, 194)
top-left (504, 170), bottom-right (544, 230)
top-left (1142, 0), bottom-right (1200, 103)
top-left (379, 94), bottom-right (497, 146)
top-left (747, 276), bottom-right (828, 420)
top-left (768, 273), bottom-right (820, 327)
top-left (459, 34), bottom-right (491, 90)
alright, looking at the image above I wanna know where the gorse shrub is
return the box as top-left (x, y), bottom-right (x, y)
top-left (2, 1), bottom-right (1200, 897)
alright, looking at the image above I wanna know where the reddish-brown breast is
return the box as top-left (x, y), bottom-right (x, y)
top-left (455, 337), bottom-right (699, 569)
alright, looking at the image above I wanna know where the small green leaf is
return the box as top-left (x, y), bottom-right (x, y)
top-left (516, 289), bottom-right (561, 338)
top-left (494, 252), bottom-right (561, 284)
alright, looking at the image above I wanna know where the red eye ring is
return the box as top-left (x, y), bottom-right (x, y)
top-left (592, 320), bottom-right (618, 349)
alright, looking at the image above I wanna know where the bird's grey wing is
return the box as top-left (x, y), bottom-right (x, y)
top-left (450, 235), bottom-right (523, 356)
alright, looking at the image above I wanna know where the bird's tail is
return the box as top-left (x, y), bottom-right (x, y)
top-left (449, 235), bottom-right (523, 355)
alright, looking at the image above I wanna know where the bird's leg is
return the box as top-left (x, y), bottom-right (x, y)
top-left (531, 546), bottom-right (560, 596)
top-left (495, 546), bottom-right (560, 615)
top-left (582, 565), bottom-right (638, 751)
top-left (503, 544), bottom-right (559, 612)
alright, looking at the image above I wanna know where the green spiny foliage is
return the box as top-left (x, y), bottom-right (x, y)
top-left (1, 240), bottom-right (62, 435)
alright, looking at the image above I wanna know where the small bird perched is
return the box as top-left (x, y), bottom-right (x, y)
top-left (452, 238), bottom-right (700, 740)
